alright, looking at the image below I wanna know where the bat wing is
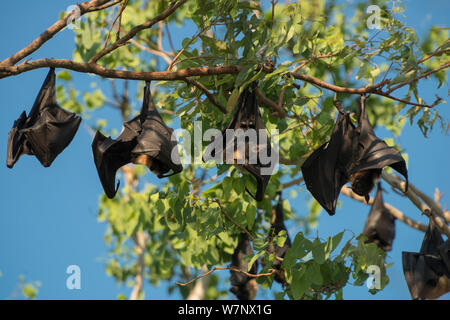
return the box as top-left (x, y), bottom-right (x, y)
top-left (419, 217), bottom-right (444, 255)
top-left (131, 83), bottom-right (182, 177)
top-left (402, 252), bottom-right (430, 300)
top-left (402, 217), bottom-right (450, 299)
top-left (242, 148), bottom-right (272, 202)
top-left (269, 195), bottom-right (291, 283)
top-left (439, 240), bottom-right (450, 273)
top-left (22, 106), bottom-right (81, 167)
top-left (203, 84), bottom-right (272, 201)
top-left (92, 118), bottom-right (140, 199)
top-left (230, 233), bottom-right (258, 300)
top-left (244, 101), bottom-right (273, 201)
top-left (132, 118), bottom-right (183, 177)
top-left (239, 86), bottom-right (272, 201)
top-left (362, 184), bottom-right (396, 251)
top-left (6, 68), bottom-right (81, 168)
top-left (301, 110), bottom-right (356, 215)
top-left (6, 111), bottom-right (33, 168)
top-left (351, 95), bottom-right (408, 187)
top-left (403, 252), bottom-right (450, 300)
top-left (26, 68), bottom-right (59, 124)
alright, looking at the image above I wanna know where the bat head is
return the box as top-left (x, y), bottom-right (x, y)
top-left (349, 169), bottom-right (381, 197)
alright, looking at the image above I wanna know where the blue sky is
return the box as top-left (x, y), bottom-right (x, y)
top-left (0, 0), bottom-right (448, 300)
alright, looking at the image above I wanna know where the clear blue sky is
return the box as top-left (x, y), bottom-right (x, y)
top-left (0, 0), bottom-right (448, 300)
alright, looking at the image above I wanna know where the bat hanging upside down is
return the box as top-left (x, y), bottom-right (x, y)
top-left (301, 94), bottom-right (408, 215)
top-left (6, 68), bottom-right (81, 168)
top-left (92, 81), bottom-right (183, 199)
top-left (203, 83), bottom-right (273, 201)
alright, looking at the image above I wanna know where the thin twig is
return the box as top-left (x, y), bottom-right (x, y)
top-left (166, 23), bottom-right (211, 71)
top-left (175, 266), bottom-right (276, 286)
top-left (103, 0), bottom-right (128, 48)
top-left (215, 199), bottom-right (254, 241)
top-left (281, 177), bottom-right (304, 189)
top-left (387, 61), bottom-right (450, 94)
top-left (130, 39), bottom-right (173, 64)
top-left (184, 78), bottom-right (227, 113)
top-left (0, 0), bottom-right (120, 67)
top-left (89, 0), bottom-right (187, 63)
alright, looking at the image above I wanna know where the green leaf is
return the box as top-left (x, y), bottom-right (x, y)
top-left (246, 203), bottom-right (257, 230)
top-left (235, 65), bottom-right (256, 87)
top-left (248, 250), bottom-right (265, 272)
top-left (226, 88), bottom-right (240, 113)
top-left (290, 266), bottom-right (309, 300)
top-left (312, 238), bottom-right (326, 264)
top-left (57, 70), bottom-right (72, 81)
top-left (308, 263), bottom-right (323, 286)
top-left (276, 230), bottom-right (287, 248)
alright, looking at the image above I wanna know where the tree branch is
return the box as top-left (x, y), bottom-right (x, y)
top-left (0, 59), bottom-right (242, 80)
top-left (341, 186), bottom-right (427, 232)
top-left (186, 265), bottom-right (210, 300)
top-left (0, 0), bottom-right (120, 67)
top-left (255, 88), bottom-right (286, 117)
top-left (387, 174), bottom-right (450, 224)
top-left (89, 0), bottom-right (187, 63)
top-left (175, 266), bottom-right (276, 287)
top-left (381, 172), bottom-right (450, 237)
top-left (184, 78), bottom-right (227, 113)
top-left (291, 72), bottom-right (390, 94)
top-left (281, 177), bottom-right (304, 189)
top-left (386, 61), bottom-right (450, 94)
top-left (129, 39), bottom-right (173, 65)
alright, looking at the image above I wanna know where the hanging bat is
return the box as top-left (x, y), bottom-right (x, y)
top-left (402, 217), bottom-right (450, 300)
top-left (92, 81), bottom-right (183, 198)
top-left (301, 94), bottom-right (408, 215)
top-left (439, 239), bottom-right (450, 273)
top-left (362, 183), bottom-right (396, 251)
top-left (266, 192), bottom-right (291, 284)
top-left (7, 68), bottom-right (81, 168)
top-left (230, 233), bottom-right (258, 300)
top-left (203, 83), bottom-right (272, 201)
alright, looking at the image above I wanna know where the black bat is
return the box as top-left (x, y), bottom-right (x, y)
top-left (265, 192), bottom-right (291, 284)
top-left (92, 81), bottom-right (183, 198)
top-left (439, 239), bottom-right (450, 273)
top-left (7, 68), bottom-right (81, 168)
top-left (402, 217), bottom-right (450, 300)
top-left (230, 233), bottom-right (258, 300)
top-left (301, 94), bottom-right (408, 215)
top-left (203, 83), bottom-right (272, 201)
top-left (362, 183), bottom-right (396, 251)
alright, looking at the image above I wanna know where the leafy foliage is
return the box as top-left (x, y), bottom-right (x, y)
top-left (55, 0), bottom-right (448, 299)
